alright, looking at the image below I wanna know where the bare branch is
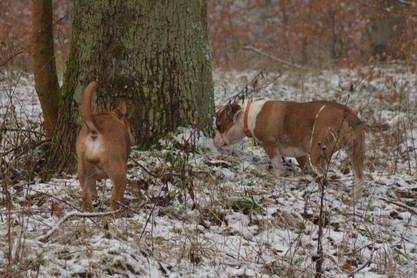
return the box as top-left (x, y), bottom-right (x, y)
top-left (0, 128), bottom-right (45, 138)
top-left (243, 46), bottom-right (304, 70)
top-left (0, 46), bottom-right (30, 67)
top-left (224, 71), bottom-right (282, 105)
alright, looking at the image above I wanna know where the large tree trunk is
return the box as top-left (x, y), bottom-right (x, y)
top-left (46, 0), bottom-right (214, 174)
top-left (31, 0), bottom-right (60, 139)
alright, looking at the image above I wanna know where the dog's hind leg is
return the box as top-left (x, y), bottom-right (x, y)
top-left (79, 178), bottom-right (96, 211)
top-left (78, 161), bottom-right (97, 211)
top-left (348, 133), bottom-right (365, 202)
top-left (296, 156), bottom-right (314, 174)
top-left (109, 171), bottom-right (127, 212)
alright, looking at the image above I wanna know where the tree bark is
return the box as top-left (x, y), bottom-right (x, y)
top-left (31, 0), bottom-right (60, 139)
top-left (46, 0), bottom-right (214, 174)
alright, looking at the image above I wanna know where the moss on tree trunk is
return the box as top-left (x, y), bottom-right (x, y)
top-left (46, 0), bottom-right (214, 175)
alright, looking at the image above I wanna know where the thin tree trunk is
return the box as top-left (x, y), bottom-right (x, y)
top-left (31, 0), bottom-right (60, 139)
top-left (301, 0), bottom-right (314, 65)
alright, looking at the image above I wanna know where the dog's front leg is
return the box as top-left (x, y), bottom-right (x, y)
top-left (296, 156), bottom-right (315, 174)
top-left (263, 143), bottom-right (288, 176)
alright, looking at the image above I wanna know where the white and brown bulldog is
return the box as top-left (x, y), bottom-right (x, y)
top-left (214, 100), bottom-right (402, 201)
top-left (76, 81), bottom-right (135, 212)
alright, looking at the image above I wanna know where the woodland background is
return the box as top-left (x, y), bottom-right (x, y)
top-left (1, 0), bottom-right (416, 72)
top-left (1, 1), bottom-right (417, 277)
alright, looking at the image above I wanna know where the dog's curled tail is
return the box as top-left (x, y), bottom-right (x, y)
top-left (83, 81), bottom-right (99, 133)
top-left (360, 113), bottom-right (404, 132)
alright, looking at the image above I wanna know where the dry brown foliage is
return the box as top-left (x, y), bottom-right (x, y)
top-left (208, 0), bottom-right (417, 69)
top-left (0, 0), bottom-right (72, 72)
top-left (1, 0), bottom-right (416, 71)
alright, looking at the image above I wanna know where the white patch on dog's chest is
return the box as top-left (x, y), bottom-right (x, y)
top-left (247, 101), bottom-right (266, 135)
top-left (310, 104), bottom-right (326, 150)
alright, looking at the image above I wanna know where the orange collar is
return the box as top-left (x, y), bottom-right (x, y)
top-left (243, 101), bottom-right (253, 137)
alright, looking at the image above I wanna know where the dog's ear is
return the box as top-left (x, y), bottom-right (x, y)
top-left (114, 103), bottom-right (127, 119)
top-left (226, 104), bottom-right (242, 123)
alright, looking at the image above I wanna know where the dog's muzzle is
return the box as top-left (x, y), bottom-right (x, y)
top-left (213, 131), bottom-right (228, 147)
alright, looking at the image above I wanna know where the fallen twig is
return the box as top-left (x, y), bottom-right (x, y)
top-left (36, 210), bottom-right (120, 243)
top-left (349, 255), bottom-right (374, 277)
top-left (131, 157), bottom-right (158, 178)
top-left (29, 187), bottom-right (82, 212)
top-left (381, 198), bottom-right (417, 215)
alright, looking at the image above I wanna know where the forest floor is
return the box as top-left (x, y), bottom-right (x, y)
top-left (1, 63), bottom-right (417, 277)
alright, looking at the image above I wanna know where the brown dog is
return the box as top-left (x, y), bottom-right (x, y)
top-left (76, 81), bottom-right (134, 211)
top-left (214, 100), bottom-right (402, 201)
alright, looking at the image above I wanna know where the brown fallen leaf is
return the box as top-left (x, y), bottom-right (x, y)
top-left (51, 202), bottom-right (63, 216)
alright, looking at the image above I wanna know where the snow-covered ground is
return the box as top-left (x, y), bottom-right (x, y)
top-left (1, 64), bottom-right (416, 277)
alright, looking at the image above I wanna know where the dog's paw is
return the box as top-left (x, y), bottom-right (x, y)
top-left (82, 199), bottom-right (95, 212)
top-left (271, 167), bottom-right (291, 177)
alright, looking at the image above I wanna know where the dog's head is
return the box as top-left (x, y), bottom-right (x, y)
top-left (213, 103), bottom-right (246, 147)
top-left (112, 103), bottom-right (135, 145)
